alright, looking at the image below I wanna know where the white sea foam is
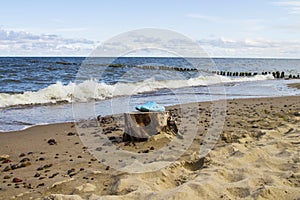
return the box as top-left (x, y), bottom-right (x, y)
top-left (0, 74), bottom-right (274, 108)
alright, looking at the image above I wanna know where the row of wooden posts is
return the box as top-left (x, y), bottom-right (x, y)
top-left (108, 64), bottom-right (299, 79)
top-left (211, 71), bottom-right (300, 79)
top-left (139, 65), bottom-right (300, 79)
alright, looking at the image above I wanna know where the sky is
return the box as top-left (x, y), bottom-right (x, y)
top-left (1, 0), bottom-right (300, 57)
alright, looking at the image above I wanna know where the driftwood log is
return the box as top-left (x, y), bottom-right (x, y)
top-left (123, 111), bottom-right (172, 142)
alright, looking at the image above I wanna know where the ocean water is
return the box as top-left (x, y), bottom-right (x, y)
top-left (0, 57), bottom-right (300, 132)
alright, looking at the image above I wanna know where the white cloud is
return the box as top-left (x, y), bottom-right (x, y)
top-left (1, 28), bottom-right (300, 58)
top-left (198, 37), bottom-right (300, 58)
top-left (0, 29), bottom-right (96, 56)
top-left (273, 1), bottom-right (300, 14)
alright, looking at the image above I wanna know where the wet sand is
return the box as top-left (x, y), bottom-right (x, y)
top-left (0, 96), bottom-right (299, 200)
top-left (288, 83), bottom-right (300, 90)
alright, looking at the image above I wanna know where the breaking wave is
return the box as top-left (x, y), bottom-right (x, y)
top-left (0, 74), bottom-right (274, 108)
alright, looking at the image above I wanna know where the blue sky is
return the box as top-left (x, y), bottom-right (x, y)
top-left (1, 0), bottom-right (300, 57)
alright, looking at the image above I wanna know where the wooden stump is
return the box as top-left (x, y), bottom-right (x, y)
top-left (123, 112), bottom-right (170, 142)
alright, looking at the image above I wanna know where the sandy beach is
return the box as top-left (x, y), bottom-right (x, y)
top-left (0, 95), bottom-right (300, 200)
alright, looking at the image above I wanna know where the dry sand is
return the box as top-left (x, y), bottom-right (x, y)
top-left (0, 96), bottom-right (299, 200)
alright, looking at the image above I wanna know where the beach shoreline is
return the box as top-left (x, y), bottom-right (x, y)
top-left (0, 95), bottom-right (299, 199)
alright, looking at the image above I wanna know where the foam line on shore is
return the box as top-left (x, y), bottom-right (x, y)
top-left (0, 74), bottom-right (274, 108)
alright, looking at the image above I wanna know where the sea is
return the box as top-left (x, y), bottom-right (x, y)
top-left (0, 57), bottom-right (300, 132)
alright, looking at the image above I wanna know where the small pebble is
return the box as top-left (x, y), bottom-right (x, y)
top-left (95, 147), bottom-right (102, 151)
top-left (12, 178), bottom-right (22, 183)
top-left (67, 168), bottom-right (75, 175)
top-left (47, 139), bottom-right (57, 145)
top-left (2, 159), bottom-right (12, 164)
top-left (49, 172), bottom-right (59, 179)
top-left (37, 183), bottom-right (45, 188)
top-left (19, 153), bottom-right (26, 157)
top-left (67, 132), bottom-right (76, 136)
top-left (3, 166), bottom-right (11, 172)
top-left (69, 173), bottom-right (76, 177)
top-left (3, 175), bottom-right (11, 179)
top-left (37, 164), bottom-right (52, 171)
top-left (294, 112), bottom-right (300, 116)
top-left (143, 149), bottom-right (149, 153)
top-left (20, 158), bottom-right (30, 163)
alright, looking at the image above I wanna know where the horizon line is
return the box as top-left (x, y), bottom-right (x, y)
top-left (0, 55), bottom-right (300, 60)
